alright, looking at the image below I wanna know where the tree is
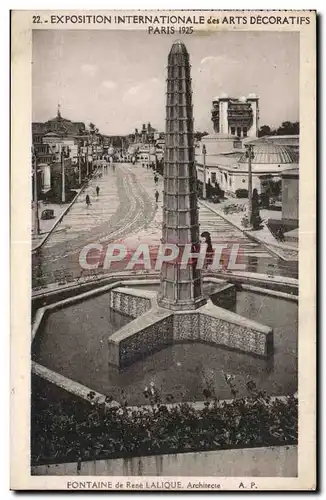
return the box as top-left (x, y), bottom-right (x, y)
top-left (258, 125), bottom-right (273, 137)
top-left (251, 189), bottom-right (262, 230)
top-left (194, 131), bottom-right (209, 141)
top-left (258, 121), bottom-right (299, 137)
top-left (276, 121), bottom-right (299, 135)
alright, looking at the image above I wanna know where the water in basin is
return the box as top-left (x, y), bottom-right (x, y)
top-left (33, 289), bottom-right (297, 405)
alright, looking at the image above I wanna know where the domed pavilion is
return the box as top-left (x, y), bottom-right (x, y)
top-left (196, 140), bottom-right (298, 196)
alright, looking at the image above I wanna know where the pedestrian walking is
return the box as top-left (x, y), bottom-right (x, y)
top-left (155, 190), bottom-right (159, 203)
top-left (96, 186), bottom-right (100, 197)
top-left (85, 194), bottom-right (91, 207)
top-left (154, 174), bottom-right (158, 185)
top-left (277, 226), bottom-right (285, 242)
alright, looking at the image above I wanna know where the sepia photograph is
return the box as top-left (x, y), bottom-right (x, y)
top-left (10, 10), bottom-right (316, 490)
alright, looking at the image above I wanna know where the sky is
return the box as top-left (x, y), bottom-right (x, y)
top-left (32, 30), bottom-right (299, 136)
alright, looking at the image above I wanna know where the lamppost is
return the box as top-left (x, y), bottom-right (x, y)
top-left (202, 143), bottom-right (207, 199)
top-left (61, 144), bottom-right (66, 203)
top-left (91, 142), bottom-right (95, 173)
top-left (89, 129), bottom-right (95, 174)
top-left (78, 145), bottom-right (82, 185)
top-left (245, 143), bottom-right (255, 226)
top-left (86, 138), bottom-right (90, 177)
top-left (32, 147), bottom-right (40, 235)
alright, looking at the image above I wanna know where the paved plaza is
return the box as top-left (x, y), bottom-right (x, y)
top-left (32, 163), bottom-right (297, 289)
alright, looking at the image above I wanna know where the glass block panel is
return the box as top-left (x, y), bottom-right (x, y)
top-left (167, 227), bottom-right (178, 242)
top-left (178, 134), bottom-right (185, 146)
top-left (161, 261), bottom-right (167, 275)
top-left (179, 228), bottom-right (189, 244)
top-left (177, 149), bottom-right (184, 162)
top-left (166, 263), bottom-right (176, 280)
top-left (178, 212), bottom-right (187, 226)
top-left (179, 267), bottom-right (191, 281)
top-left (193, 280), bottom-right (202, 298)
top-left (165, 194), bottom-right (177, 209)
top-left (167, 179), bottom-right (175, 192)
top-left (165, 282), bottom-right (175, 300)
top-left (178, 178), bottom-right (187, 193)
top-left (178, 195), bottom-right (186, 209)
top-left (166, 122), bottom-right (173, 134)
top-left (178, 164), bottom-right (186, 176)
top-left (178, 283), bottom-right (191, 300)
top-left (168, 164), bottom-right (176, 176)
top-left (167, 211), bottom-right (177, 226)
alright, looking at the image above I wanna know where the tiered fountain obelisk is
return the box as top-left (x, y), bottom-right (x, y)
top-left (158, 40), bottom-right (207, 312)
top-left (107, 41), bottom-right (273, 368)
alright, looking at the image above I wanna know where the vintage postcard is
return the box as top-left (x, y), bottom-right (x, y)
top-left (11, 9), bottom-right (316, 490)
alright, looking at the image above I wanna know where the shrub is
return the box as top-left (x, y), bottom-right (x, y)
top-left (31, 378), bottom-right (298, 466)
top-left (235, 189), bottom-right (249, 198)
top-left (223, 204), bottom-right (246, 215)
top-left (241, 215), bottom-right (250, 228)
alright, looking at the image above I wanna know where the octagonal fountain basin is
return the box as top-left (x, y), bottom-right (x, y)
top-left (32, 281), bottom-right (297, 406)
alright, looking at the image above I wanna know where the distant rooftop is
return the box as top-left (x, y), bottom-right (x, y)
top-left (213, 93), bottom-right (259, 102)
top-left (282, 167), bottom-right (299, 177)
top-left (239, 142), bottom-right (298, 165)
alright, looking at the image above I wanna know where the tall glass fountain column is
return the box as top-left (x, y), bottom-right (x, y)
top-left (158, 40), bottom-right (207, 311)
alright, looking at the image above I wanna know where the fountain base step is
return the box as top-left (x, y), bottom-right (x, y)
top-left (108, 287), bottom-right (273, 368)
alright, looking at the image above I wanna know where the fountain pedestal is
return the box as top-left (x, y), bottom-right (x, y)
top-left (107, 286), bottom-right (273, 368)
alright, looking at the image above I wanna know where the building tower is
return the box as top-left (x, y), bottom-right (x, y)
top-left (246, 93), bottom-right (259, 138)
top-left (211, 94), bottom-right (260, 138)
top-left (158, 40), bottom-right (207, 311)
top-left (141, 124), bottom-right (146, 143)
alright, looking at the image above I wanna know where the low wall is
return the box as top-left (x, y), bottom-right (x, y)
top-left (199, 311), bottom-right (273, 357)
top-left (120, 315), bottom-right (173, 367)
top-left (173, 312), bottom-right (200, 341)
top-left (109, 288), bottom-right (154, 318)
top-left (172, 303), bottom-right (272, 358)
top-left (210, 283), bottom-right (236, 310)
top-left (108, 308), bottom-right (174, 367)
top-left (31, 445), bottom-right (298, 477)
top-left (32, 362), bottom-right (108, 406)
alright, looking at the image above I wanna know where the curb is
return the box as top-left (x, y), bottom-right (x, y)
top-left (199, 200), bottom-right (298, 262)
top-left (32, 358), bottom-right (295, 414)
top-left (32, 171), bottom-right (97, 253)
top-left (32, 270), bottom-right (298, 301)
top-left (242, 230), bottom-right (298, 262)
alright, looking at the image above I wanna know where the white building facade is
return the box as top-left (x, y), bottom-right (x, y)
top-left (211, 93), bottom-right (259, 139)
top-left (196, 142), bottom-right (299, 195)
